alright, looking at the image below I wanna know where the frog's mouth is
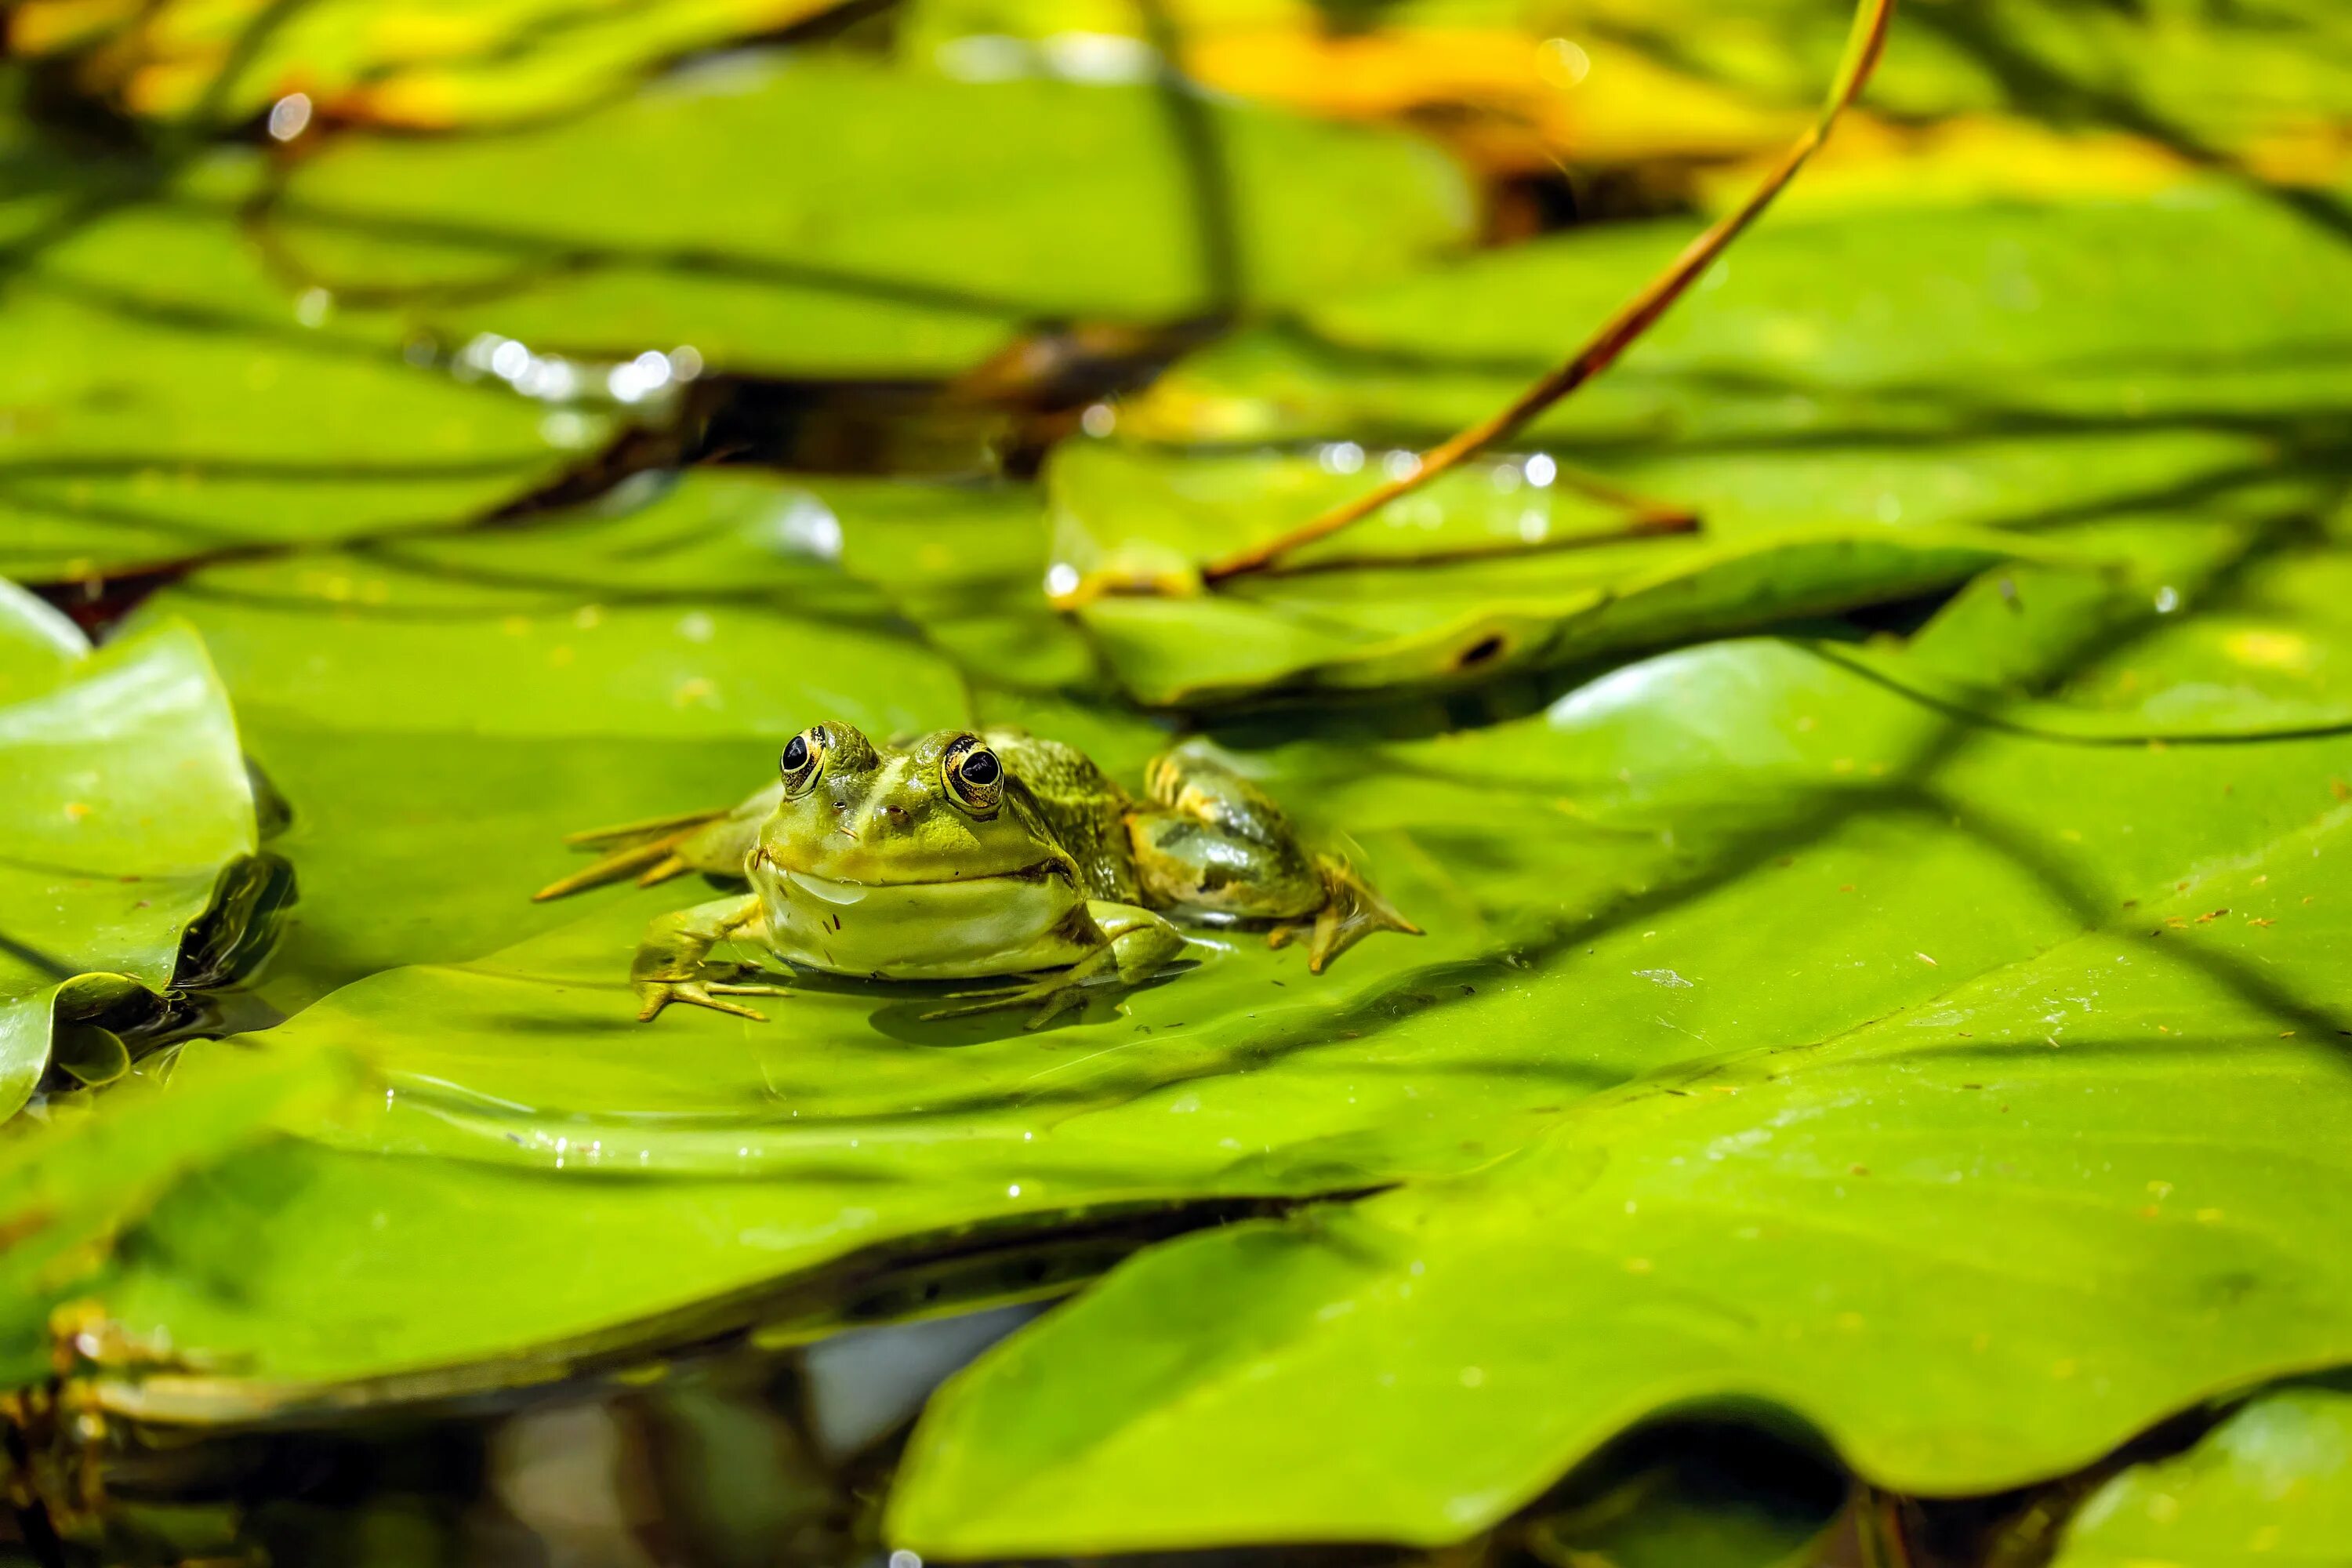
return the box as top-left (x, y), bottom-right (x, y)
top-left (755, 853), bottom-right (1070, 900)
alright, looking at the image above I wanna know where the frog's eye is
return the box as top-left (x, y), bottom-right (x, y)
top-left (779, 728), bottom-right (826, 796)
top-left (943, 737), bottom-right (1004, 816)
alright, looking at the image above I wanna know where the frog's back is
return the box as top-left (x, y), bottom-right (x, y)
top-left (987, 728), bottom-right (1138, 902)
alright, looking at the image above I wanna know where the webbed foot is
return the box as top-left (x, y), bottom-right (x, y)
top-left (1268, 855), bottom-right (1422, 974)
top-left (635, 973), bottom-right (793, 1022)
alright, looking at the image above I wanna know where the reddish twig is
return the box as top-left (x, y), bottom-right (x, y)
top-left (1200, 0), bottom-right (1897, 585)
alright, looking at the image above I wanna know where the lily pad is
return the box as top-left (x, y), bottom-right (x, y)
top-left (0, 606), bottom-right (256, 1119)
top-left (2050, 1386), bottom-right (2352, 1566)
top-left (0, 1043), bottom-right (358, 1388)
top-left (0, 153), bottom-right (583, 583)
top-left (8, 0), bottom-right (848, 129)
top-left (906, 0), bottom-right (2352, 227)
top-left (53, 498), bottom-right (2352, 1431)
top-left (1055, 180), bottom-right (2352, 706)
top-left (1051, 440), bottom-right (2064, 707)
top-left (889, 774), bottom-right (2352, 1552)
top-left (263, 56), bottom-right (1475, 376)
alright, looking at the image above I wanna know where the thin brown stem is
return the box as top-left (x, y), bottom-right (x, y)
top-left (1200, 0), bottom-right (1896, 585)
top-left (1243, 510), bottom-right (1699, 581)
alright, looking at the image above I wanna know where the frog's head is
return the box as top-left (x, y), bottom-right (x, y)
top-left (754, 722), bottom-right (1062, 886)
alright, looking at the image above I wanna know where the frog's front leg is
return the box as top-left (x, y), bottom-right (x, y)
top-left (1131, 746), bottom-right (1419, 972)
top-left (923, 901), bottom-right (1185, 1029)
top-left (632, 895), bottom-right (793, 1022)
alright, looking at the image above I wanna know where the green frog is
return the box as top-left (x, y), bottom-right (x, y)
top-left (535, 724), bottom-right (1417, 1027)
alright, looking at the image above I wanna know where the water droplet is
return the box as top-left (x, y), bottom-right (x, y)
top-left (1080, 401), bottom-right (1116, 437)
top-left (936, 33), bottom-right (1031, 82)
top-left (2154, 586), bottom-right (2180, 613)
top-left (1318, 441), bottom-right (1365, 475)
top-left (1537, 37), bottom-right (1592, 87)
top-left (267, 93), bottom-right (312, 142)
top-left (1044, 562), bottom-right (1081, 598)
top-left (771, 495), bottom-right (843, 561)
top-left (1381, 449), bottom-right (1422, 482)
top-left (490, 339), bottom-right (532, 381)
top-left (1525, 453), bottom-right (1558, 488)
top-left (667, 345), bottom-right (704, 381)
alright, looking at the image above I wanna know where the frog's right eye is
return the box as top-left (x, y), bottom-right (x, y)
top-left (779, 728), bottom-right (826, 795)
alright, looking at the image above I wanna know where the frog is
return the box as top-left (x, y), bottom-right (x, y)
top-left (534, 723), bottom-right (1417, 1027)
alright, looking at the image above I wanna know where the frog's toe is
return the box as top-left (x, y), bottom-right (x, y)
top-left (1305, 855), bottom-right (1421, 975)
top-left (635, 980), bottom-right (779, 1022)
top-left (920, 975), bottom-right (1087, 1025)
top-left (1024, 986), bottom-right (1089, 1029)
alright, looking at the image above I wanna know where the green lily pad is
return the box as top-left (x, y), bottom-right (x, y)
top-left (0, 606), bottom-right (256, 1119)
top-left (0, 153), bottom-right (583, 583)
top-left (51, 495), bottom-right (2352, 1429)
top-left (2050, 1386), bottom-right (2352, 1566)
top-left (263, 56), bottom-right (1475, 376)
top-left (1054, 181), bottom-right (2352, 706)
top-left (1051, 441), bottom-right (2067, 707)
top-left (0, 1043), bottom-right (359, 1388)
top-left (889, 779), bottom-right (2352, 1552)
top-left (9, 0), bottom-right (847, 129)
top-left (900, 0), bottom-right (2352, 173)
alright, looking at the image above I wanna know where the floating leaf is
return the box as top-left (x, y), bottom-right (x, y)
top-left (5, 0), bottom-right (848, 129)
top-left (1051, 440), bottom-right (2058, 706)
top-left (48, 499), bottom-right (2352, 1432)
top-left (891, 764), bottom-right (2352, 1552)
top-left (0, 1044), bottom-right (359, 1388)
top-left (2050, 1386), bottom-right (2352, 1566)
top-left (0, 608), bottom-right (256, 1118)
top-left (264, 57), bottom-right (1475, 376)
top-left (1059, 183), bottom-right (2352, 706)
top-left (0, 153), bottom-right (581, 583)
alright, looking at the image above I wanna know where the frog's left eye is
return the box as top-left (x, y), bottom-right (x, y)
top-left (943, 737), bottom-right (1004, 815)
top-left (780, 728), bottom-right (827, 796)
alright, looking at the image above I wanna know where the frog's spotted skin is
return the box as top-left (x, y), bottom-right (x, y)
top-left (536, 724), bottom-right (1417, 1027)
